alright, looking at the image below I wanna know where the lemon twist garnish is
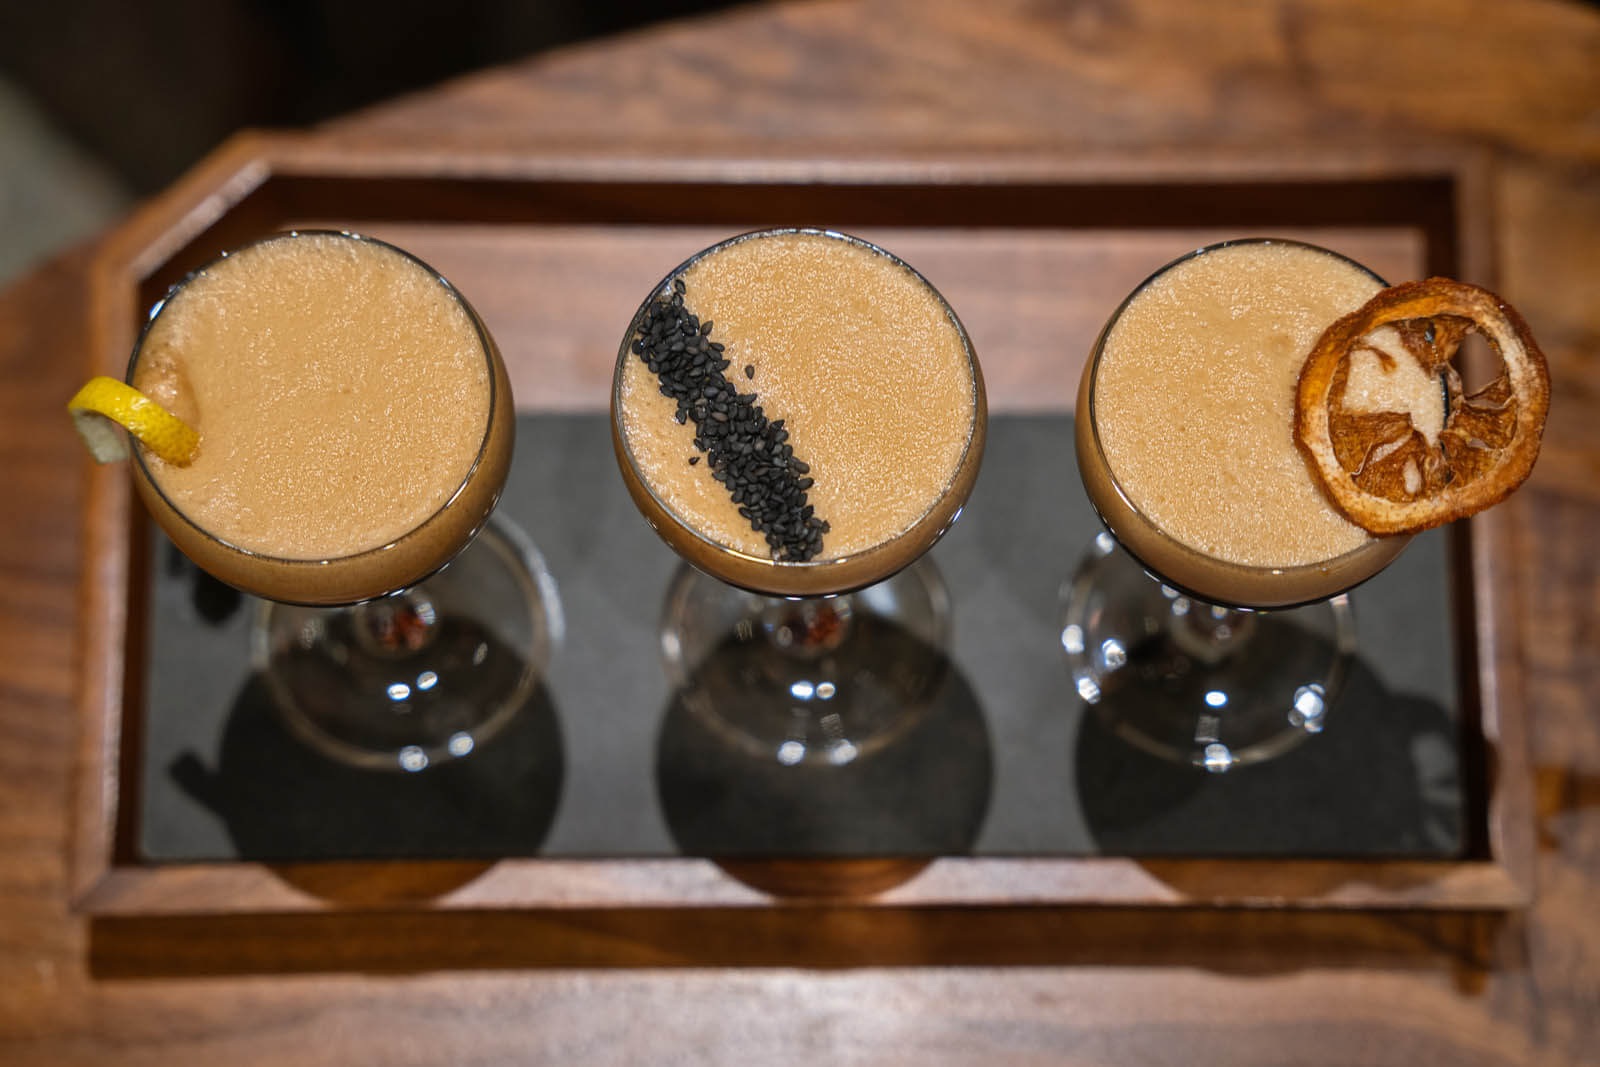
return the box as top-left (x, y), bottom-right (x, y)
top-left (67, 376), bottom-right (199, 466)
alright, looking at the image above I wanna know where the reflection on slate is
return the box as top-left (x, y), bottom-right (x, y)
top-left (136, 413), bottom-right (1466, 864)
top-left (168, 675), bottom-right (564, 861)
top-left (1077, 646), bottom-right (1462, 856)
top-left (656, 618), bottom-right (993, 857)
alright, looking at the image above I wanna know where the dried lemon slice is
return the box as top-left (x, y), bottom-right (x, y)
top-left (67, 376), bottom-right (199, 466)
top-left (1295, 278), bottom-right (1549, 535)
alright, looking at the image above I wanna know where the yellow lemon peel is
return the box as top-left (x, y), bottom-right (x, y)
top-left (67, 376), bottom-right (199, 466)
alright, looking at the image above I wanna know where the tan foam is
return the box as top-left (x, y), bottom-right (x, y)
top-left (1093, 242), bottom-right (1389, 570)
top-left (132, 233), bottom-right (491, 561)
top-left (619, 231), bottom-right (977, 560)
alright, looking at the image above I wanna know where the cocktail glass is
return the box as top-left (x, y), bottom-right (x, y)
top-left (1065, 238), bottom-right (1414, 772)
top-left (128, 231), bottom-right (559, 772)
top-left (612, 229), bottom-right (986, 766)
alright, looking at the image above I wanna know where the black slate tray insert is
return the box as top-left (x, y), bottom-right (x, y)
top-left (136, 414), bottom-right (1463, 863)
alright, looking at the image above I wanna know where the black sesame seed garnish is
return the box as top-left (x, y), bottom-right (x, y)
top-left (630, 277), bottom-right (827, 561)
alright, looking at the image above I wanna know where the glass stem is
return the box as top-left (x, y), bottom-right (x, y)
top-left (1167, 595), bottom-right (1258, 666)
top-left (352, 589), bottom-right (440, 658)
top-left (759, 595), bottom-right (855, 660)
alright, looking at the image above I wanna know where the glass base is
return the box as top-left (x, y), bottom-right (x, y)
top-left (660, 557), bottom-right (953, 767)
top-left (255, 516), bottom-right (562, 772)
top-left (1061, 533), bottom-right (1356, 772)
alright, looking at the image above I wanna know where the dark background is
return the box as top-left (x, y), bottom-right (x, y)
top-left (1, 0), bottom-right (741, 196)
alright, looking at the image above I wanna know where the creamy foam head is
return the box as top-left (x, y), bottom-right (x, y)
top-left (132, 232), bottom-right (492, 561)
top-left (1092, 241), bottom-right (1393, 569)
top-left (618, 230), bottom-right (978, 561)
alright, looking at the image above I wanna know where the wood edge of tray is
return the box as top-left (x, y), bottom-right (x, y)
top-left (72, 852), bottom-right (1530, 917)
top-left (70, 134), bottom-right (1531, 917)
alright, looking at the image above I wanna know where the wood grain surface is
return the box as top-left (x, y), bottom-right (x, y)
top-left (3, 0), bottom-right (1598, 1063)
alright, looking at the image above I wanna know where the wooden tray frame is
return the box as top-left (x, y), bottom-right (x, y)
top-left (71, 132), bottom-right (1534, 915)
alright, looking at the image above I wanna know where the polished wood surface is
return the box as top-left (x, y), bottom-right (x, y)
top-left (4, 0), bottom-right (1598, 1063)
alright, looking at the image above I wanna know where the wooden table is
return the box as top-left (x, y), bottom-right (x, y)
top-left (4, 1), bottom-right (1597, 1062)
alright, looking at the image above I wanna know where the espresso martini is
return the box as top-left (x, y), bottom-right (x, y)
top-left (1077, 239), bottom-right (1438, 607)
top-left (615, 229), bottom-right (985, 596)
top-left (130, 231), bottom-right (513, 605)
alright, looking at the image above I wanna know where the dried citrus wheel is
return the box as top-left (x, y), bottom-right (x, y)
top-left (1294, 278), bottom-right (1549, 535)
top-left (67, 376), bottom-right (199, 466)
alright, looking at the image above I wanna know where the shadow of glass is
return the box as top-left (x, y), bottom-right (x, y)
top-left (1076, 638), bottom-right (1465, 860)
top-left (655, 615), bottom-right (994, 896)
top-left (169, 672), bottom-right (566, 896)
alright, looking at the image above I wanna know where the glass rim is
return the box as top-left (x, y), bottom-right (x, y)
top-left (126, 228), bottom-right (502, 575)
top-left (611, 226), bottom-right (983, 577)
top-left (1082, 236), bottom-right (1401, 594)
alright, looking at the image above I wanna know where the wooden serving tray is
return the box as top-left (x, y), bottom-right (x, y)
top-left (72, 132), bottom-right (1532, 915)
